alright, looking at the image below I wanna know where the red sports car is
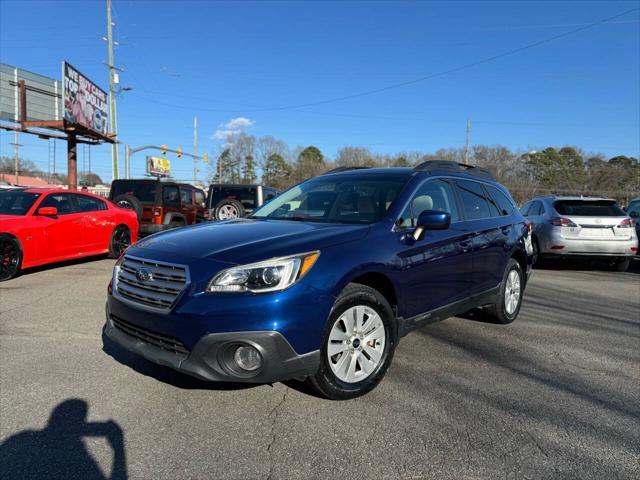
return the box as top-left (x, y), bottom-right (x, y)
top-left (0, 188), bottom-right (138, 281)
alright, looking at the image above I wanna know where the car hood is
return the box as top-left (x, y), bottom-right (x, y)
top-left (129, 218), bottom-right (370, 264)
top-left (0, 214), bottom-right (27, 231)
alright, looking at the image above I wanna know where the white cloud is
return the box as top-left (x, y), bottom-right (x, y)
top-left (213, 117), bottom-right (255, 143)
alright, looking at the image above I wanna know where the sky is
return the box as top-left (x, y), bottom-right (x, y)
top-left (0, 0), bottom-right (638, 183)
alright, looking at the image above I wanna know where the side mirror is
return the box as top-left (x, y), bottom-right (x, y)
top-left (630, 211), bottom-right (639, 219)
top-left (414, 210), bottom-right (451, 240)
top-left (37, 206), bottom-right (58, 216)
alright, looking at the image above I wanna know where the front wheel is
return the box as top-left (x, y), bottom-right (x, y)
top-left (0, 234), bottom-right (22, 281)
top-left (309, 283), bottom-right (397, 400)
top-left (485, 258), bottom-right (524, 324)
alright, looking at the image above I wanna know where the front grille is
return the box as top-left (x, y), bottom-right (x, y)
top-left (116, 255), bottom-right (188, 311)
top-left (111, 314), bottom-right (189, 355)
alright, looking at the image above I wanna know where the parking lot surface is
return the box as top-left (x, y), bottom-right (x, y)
top-left (1, 258), bottom-right (639, 479)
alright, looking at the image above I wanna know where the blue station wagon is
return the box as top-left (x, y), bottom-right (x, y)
top-left (104, 161), bottom-right (533, 399)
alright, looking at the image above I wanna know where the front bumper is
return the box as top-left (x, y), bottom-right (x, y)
top-left (104, 306), bottom-right (320, 383)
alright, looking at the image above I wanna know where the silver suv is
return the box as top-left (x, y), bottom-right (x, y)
top-left (522, 195), bottom-right (638, 271)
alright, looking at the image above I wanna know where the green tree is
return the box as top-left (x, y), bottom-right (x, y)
top-left (263, 153), bottom-right (292, 189)
top-left (293, 146), bottom-right (326, 182)
top-left (242, 155), bottom-right (257, 184)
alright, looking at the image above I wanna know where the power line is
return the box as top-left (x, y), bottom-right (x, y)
top-left (127, 7), bottom-right (637, 114)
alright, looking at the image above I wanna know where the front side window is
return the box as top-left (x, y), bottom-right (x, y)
top-left (398, 179), bottom-right (459, 228)
top-left (39, 194), bottom-right (77, 215)
top-left (252, 174), bottom-right (409, 224)
top-left (75, 194), bottom-right (106, 212)
top-left (455, 180), bottom-right (492, 220)
top-left (0, 191), bottom-right (41, 215)
top-left (163, 186), bottom-right (180, 207)
top-left (180, 187), bottom-right (193, 205)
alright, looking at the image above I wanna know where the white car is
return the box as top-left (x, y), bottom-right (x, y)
top-left (522, 195), bottom-right (638, 271)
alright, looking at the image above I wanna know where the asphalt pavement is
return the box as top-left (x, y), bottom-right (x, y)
top-left (1, 257), bottom-right (639, 479)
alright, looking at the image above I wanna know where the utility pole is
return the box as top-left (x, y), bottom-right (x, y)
top-left (193, 115), bottom-right (197, 183)
top-left (10, 132), bottom-right (22, 184)
top-left (107, 0), bottom-right (118, 180)
top-left (464, 119), bottom-right (471, 165)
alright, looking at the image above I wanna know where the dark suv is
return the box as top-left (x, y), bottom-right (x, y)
top-left (105, 162), bottom-right (533, 399)
top-left (109, 179), bottom-right (208, 236)
top-left (208, 184), bottom-right (279, 220)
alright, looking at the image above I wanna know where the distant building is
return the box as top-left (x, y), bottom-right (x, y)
top-left (0, 174), bottom-right (54, 188)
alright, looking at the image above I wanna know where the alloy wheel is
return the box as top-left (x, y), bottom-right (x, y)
top-left (0, 237), bottom-right (20, 280)
top-left (504, 269), bottom-right (521, 315)
top-left (327, 305), bottom-right (386, 383)
top-left (217, 204), bottom-right (239, 220)
top-left (112, 229), bottom-right (131, 257)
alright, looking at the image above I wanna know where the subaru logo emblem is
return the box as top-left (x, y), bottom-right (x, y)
top-left (135, 268), bottom-right (153, 282)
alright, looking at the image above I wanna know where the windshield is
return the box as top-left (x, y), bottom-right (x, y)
top-left (111, 182), bottom-right (157, 203)
top-left (554, 200), bottom-right (626, 217)
top-left (0, 191), bottom-right (41, 216)
top-left (251, 174), bottom-right (409, 224)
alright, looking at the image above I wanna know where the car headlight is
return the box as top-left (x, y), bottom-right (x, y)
top-left (206, 251), bottom-right (320, 293)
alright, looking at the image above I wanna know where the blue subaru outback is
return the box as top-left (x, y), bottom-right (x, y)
top-left (104, 161), bottom-right (533, 399)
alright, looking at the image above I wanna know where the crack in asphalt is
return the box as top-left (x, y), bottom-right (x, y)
top-left (266, 387), bottom-right (289, 480)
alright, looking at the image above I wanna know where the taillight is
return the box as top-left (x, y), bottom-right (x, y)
top-left (203, 210), bottom-right (210, 219)
top-left (549, 217), bottom-right (577, 227)
top-left (617, 218), bottom-right (632, 228)
top-left (153, 207), bottom-right (162, 217)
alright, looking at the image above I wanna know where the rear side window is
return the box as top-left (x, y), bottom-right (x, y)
top-left (210, 187), bottom-right (256, 209)
top-left (163, 186), bottom-right (180, 207)
top-left (554, 200), bottom-right (625, 217)
top-left (455, 180), bottom-right (492, 220)
top-left (486, 186), bottom-right (516, 216)
top-left (111, 182), bottom-right (157, 203)
top-left (75, 194), bottom-right (107, 212)
top-left (180, 187), bottom-right (193, 205)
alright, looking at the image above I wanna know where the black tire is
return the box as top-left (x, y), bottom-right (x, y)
top-left (168, 218), bottom-right (186, 229)
top-left (112, 194), bottom-right (142, 221)
top-left (214, 199), bottom-right (245, 220)
top-left (0, 234), bottom-right (22, 282)
top-left (108, 226), bottom-right (131, 259)
top-left (615, 257), bottom-right (631, 272)
top-left (485, 258), bottom-right (524, 325)
top-left (309, 283), bottom-right (397, 400)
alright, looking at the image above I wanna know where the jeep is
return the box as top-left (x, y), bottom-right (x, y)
top-left (109, 179), bottom-right (208, 236)
top-left (208, 184), bottom-right (279, 220)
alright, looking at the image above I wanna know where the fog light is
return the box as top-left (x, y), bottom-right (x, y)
top-left (234, 345), bottom-right (262, 371)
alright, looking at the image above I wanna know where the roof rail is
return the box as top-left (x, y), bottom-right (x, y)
top-left (321, 166), bottom-right (370, 175)
top-left (413, 160), bottom-right (495, 180)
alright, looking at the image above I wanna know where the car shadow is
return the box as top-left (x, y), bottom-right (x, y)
top-left (18, 254), bottom-right (112, 277)
top-left (101, 331), bottom-right (258, 392)
top-left (534, 256), bottom-right (640, 273)
top-left (0, 399), bottom-right (127, 480)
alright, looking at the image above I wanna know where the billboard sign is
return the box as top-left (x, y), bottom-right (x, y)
top-left (1, 63), bottom-right (61, 123)
top-left (62, 62), bottom-right (108, 135)
top-left (147, 156), bottom-right (170, 177)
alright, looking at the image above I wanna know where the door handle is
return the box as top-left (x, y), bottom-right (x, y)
top-left (501, 225), bottom-right (512, 234)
